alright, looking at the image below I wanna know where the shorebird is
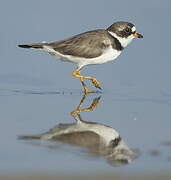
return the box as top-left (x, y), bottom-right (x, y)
top-left (18, 21), bottom-right (143, 94)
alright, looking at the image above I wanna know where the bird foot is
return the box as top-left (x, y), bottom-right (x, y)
top-left (83, 87), bottom-right (96, 94)
top-left (91, 78), bottom-right (102, 89)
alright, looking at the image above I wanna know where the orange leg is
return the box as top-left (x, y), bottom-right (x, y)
top-left (71, 94), bottom-right (101, 116)
top-left (72, 69), bottom-right (101, 94)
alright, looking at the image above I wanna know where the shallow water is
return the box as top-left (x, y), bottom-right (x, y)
top-left (0, 0), bottom-right (171, 176)
top-left (0, 85), bottom-right (171, 175)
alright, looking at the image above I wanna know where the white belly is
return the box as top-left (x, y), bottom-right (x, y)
top-left (43, 45), bottom-right (121, 69)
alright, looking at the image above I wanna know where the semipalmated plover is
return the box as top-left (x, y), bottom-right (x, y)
top-left (18, 21), bottom-right (143, 94)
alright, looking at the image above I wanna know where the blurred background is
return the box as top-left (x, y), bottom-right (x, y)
top-left (0, 0), bottom-right (171, 179)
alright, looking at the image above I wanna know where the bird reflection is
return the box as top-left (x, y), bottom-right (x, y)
top-left (19, 95), bottom-right (137, 166)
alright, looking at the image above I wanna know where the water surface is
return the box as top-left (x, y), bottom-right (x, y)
top-left (0, 0), bottom-right (171, 176)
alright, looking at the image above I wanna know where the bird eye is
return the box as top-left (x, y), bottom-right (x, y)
top-left (125, 27), bottom-right (131, 33)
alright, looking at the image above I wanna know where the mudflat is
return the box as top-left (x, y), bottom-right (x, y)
top-left (1, 173), bottom-right (171, 180)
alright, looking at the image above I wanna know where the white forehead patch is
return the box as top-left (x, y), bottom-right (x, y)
top-left (132, 26), bottom-right (136, 32)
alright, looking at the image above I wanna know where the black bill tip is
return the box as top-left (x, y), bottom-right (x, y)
top-left (133, 32), bottom-right (143, 38)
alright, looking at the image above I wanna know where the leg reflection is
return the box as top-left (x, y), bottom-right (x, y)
top-left (71, 94), bottom-right (101, 117)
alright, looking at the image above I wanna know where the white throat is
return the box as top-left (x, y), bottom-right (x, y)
top-left (108, 31), bottom-right (134, 48)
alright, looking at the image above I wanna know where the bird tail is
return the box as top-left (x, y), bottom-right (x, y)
top-left (18, 134), bottom-right (42, 140)
top-left (18, 42), bottom-right (48, 49)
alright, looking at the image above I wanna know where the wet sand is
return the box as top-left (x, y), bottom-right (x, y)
top-left (1, 173), bottom-right (171, 180)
